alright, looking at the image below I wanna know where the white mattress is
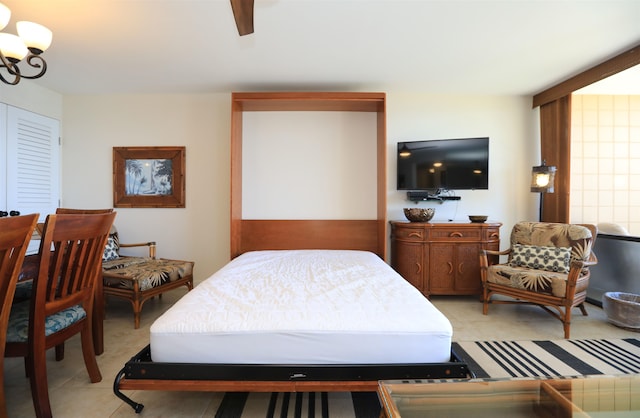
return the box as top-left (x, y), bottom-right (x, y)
top-left (150, 250), bottom-right (452, 364)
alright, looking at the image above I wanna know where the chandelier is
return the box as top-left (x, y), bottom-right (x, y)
top-left (0, 2), bottom-right (52, 85)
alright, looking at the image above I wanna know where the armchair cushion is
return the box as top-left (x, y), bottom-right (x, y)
top-left (508, 222), bottom-right (593, 265)
top-left (103, 232), bottom-right (120, 261)
top-left (5, 301), bottom-right (87, 342)
top-left (509, 244), bottom-right (571, 273)
top-left (485, 264), bottom-right (589, 298)
top-left (102, 256), bottom-right (151, 271)
top-left (103, 258), bottom-right (194, 292)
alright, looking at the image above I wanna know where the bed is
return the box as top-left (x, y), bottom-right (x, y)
top-left (113, 249), bottom-right (469, 412)
top-left (113, 93), bottom-right (470, 413)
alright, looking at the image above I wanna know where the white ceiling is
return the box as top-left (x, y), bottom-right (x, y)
top-left (1, 0), bottom-right (639, 96)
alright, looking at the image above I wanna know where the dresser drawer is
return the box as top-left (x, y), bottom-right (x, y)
top-left (430, 228), bottom-right (482, 241)
top-left (484, 227), bottom-right (501, 241)
top-left (391, 224), bottom-right (426, 241)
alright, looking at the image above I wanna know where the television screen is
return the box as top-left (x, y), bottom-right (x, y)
top-left (397, 137), bottom-right (489, 191)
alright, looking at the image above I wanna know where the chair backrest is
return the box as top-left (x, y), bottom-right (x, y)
top-left (55, 208), bottom-right (114, 214)
top-left (509, 221), bottom-right (595, 265)
top-left (33, 213), bottom-right (116, 318)
top-left (0, 214), bottom-right (38, 414)
top-left (0, 214), bottom-right (39, 333)
top-left (55, 207), bottom-right (117, 235)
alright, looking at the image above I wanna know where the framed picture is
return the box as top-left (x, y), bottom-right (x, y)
top-left (113, 146), bottom-right (185, 208)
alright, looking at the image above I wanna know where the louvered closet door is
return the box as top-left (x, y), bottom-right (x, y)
top-left (4, 105), bottom-right (60, 253)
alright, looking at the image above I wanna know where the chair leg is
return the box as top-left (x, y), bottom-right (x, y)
top-left (482, 289), bottom-right (490, 315)
top-left (563, 307), bottom-right (572, 339)
top-left (579, 303), bottom-right (588, 316)
top-left (55, 343), bottom-right (64, 361)
top-left (28, 343), bottom-right (53, 418)
top-left (80, 325), bottom-right (102, 383)
top-left (0, 362), bottom-right (7, 418)
top-left (134, 309), bottom-right (141, 329)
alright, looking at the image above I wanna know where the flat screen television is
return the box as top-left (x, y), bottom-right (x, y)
top-left (397, 137), bottom-right (489, 191)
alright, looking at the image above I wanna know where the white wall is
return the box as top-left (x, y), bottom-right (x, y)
top-left (4, 85), bottom-right (540, 281)
top-left (62, 94), bottom-right (231, 280)
top-left (0, 82), bottom-right (63, 120)
top-left (386, 93), bottom-right (540, 237)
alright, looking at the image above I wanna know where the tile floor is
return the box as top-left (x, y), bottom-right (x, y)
top-left (4, 292), bottom-right (639, 417)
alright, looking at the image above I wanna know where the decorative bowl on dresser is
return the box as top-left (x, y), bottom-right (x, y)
top-left (468, 215), bottom-right (488, 223)
top-left (403, 208), bottom-right (435, 222)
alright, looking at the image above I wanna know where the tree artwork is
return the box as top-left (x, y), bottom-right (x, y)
top-left (125, 158), bottom-right (173, 196)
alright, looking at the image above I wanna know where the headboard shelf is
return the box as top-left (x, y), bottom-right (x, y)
top-left (230, 92), bottom-right (387, 259)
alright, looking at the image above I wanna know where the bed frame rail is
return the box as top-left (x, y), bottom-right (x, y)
top-left (114, 345), bottom-right (472, 413)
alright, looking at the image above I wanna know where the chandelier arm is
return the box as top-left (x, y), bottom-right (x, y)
top-left (0, 52), bottom-right (20, 75)
top-left (16, 54), bottom-right (47, 80)
top-left (0, 69), bottom-right (20, 85)
top-left (0, 55), bottom-right (21, 84)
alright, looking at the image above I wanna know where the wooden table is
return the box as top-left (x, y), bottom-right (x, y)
top-left (378, 375), bottom-right (640, 417)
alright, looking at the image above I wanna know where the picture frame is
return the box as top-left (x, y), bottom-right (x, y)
top-left (113, 146), bottom-right (186, 208)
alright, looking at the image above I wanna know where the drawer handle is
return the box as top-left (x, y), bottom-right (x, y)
top-left (447, 262), bottom-right (453, 274)
top-left (449, 232), bottom-right (463, 238)
top-left (415, 262), bottom-right (422, 274)
top-left (458, 263), bottom-right (464, 274)
top-left (489, 233), bottom-right (499, 239)
top-left (408, 232), bottom-right (422, 238)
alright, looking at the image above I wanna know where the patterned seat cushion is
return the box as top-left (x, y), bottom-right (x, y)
top-left (102, 232), bottom-right (120, 261)
top-left (486, 264), bottom-right (588, 298)
top-left (6, 301), bottom-right (87, 343)
top-left (103, 258), bottom-right (194, 292)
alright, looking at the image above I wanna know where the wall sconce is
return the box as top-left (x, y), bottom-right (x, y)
top-left (0, 2), bottom-right (52, 85)
top-left (531, 161), bottom-right (556, 221)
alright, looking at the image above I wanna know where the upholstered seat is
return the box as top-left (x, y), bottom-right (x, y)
top-left (103, 257), bottom-right (193, 292)
top-left (480, 221), bottom-right (597, 339)
top-left (6, 303), bottom-right (86, 341)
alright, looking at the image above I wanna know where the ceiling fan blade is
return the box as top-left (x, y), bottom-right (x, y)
top-left (230, 0), bottom-right (255, 36)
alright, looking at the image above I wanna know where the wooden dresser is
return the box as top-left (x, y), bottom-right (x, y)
top-left (390, 221), bottom-right (501, 296)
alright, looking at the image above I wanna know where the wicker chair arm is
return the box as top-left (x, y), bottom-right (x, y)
top-left (119, 241), bottom-right (156, 259)
top-left (481, 248), bottom-right (511, 257)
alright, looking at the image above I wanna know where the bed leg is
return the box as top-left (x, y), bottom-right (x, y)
top-left (113, 367), bottom-right (144, 413)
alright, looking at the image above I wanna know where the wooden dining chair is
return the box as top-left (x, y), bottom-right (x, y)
top-left (0, 213), bottom-right (39, 418)
top-left (55, 208), bottom-right (114, 356)
top-left (4, 212), bottom-right (116, 418)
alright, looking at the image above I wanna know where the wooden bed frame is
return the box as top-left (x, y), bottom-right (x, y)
top-left (113, 92), bottom-right (471, 413)
top-left (114, 345), bottom-right (471, 412)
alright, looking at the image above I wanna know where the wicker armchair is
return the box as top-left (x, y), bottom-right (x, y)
top-left (479, 221), bottom-right (597, 338)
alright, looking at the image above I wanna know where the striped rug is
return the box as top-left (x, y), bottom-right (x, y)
top-left (215, 391), bottom-right (381, 418)
top-left (214, 338), bottom-right (640, 417)
top-left (452, 337), bottom-right (640, 379)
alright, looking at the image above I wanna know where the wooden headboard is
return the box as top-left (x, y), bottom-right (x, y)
top-left (230, 92), bottom-right (387, 259)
